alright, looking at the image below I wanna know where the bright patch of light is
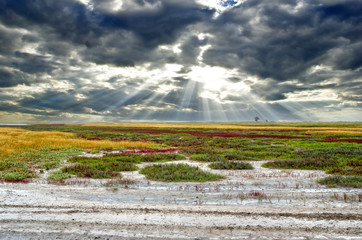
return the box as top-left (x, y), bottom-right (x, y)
top-left (189, 66), bottom-right (249, 91)
top-left (172, 44), bottom-right (182, 54)
top-left (74, 93), bottom-right (87, 100)
top-left (2, 101), bottom-right (18, 107)
top-left (188, 66), bottom-right (250, 103)
top-left (280, 80), bottom-right (304, 87)
top-left (123, 104), bottom-right (176, 112)
top-left (77, 0), bottom-right (95, 10)
top-left (285, 89), bottom-right (339, 102)
top-left (196, 0), bottom-right (245, 17)
top-left (87, 63), bottom-right (183, 88)
top-left (196, 0), bottom-right (221, 10)
top-left (197, 33), bottom-right (211, 41)
top-left (49, 80), bottom-right (76, 91)
top-left (92, 0), bottom-right (162, 12)
top-left (157, 84), bottom-right (180, 94)
top-left (308, 64), bottom-right (332, 74)
top-left (279, 0), bottom-right (306, 13)
top-left (189, 66), bottom-right (228, 90)
top-left (294, 1), bottom-right (306, 12)
top-left (200, 91), bottom-right (219, 100)
top-left (84, 107), bottom-right (97, 114)
top-left (19, 43), bottom-right (39, 55)
top-left (158, 43), bottom-right (182, 54)
top-left (10, 84), bottom-right (47, 98)
top-left (318, 79), bottom-right (339, 86)
top-left (107, 0), bottom-right (123, 11)
top-left (197, 44), bottom-right (212, 63)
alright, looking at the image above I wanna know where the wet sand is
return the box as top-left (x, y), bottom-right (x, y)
top-left (1, 160), bottom-right (361, 239)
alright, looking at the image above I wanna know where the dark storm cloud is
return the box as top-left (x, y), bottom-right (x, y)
top-left (37, 41), bottom-right (74, 57)
top-left (19, 90), bottom-right (85, 112)
top-left (0, 0), bottom-right (101, 46)
top-left (12, 51), bottom-right (58, 74)
top-left (0, 0), bottom-right (213, 67)
top-left (99, 0), bottom-right (212, 48)
top-left (0, 68), bottom-right (28, 87)
top-left (84, 0), bottom-right (214, 66)
top-left (0, 26), bottom-right (23, 55)
top-left (14, 87), bottom-right (158, 116)
top-left (178, 35), bottom-right (208, 65)
top-left (249, 79), bottom-right (310, 101)
top-left (203, 0), bottom-right (362, 100)
top-left (0, 51), bottom-right (59, 87)
top-left (0, 0), bottom-right (361, 122)
top-left (0, 101), bottom-right (17, 111)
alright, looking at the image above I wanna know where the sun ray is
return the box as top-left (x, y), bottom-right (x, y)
top-left (202, 96), bottom-right (212, 122)
top-left (176, 80), bottom-right (197, 120)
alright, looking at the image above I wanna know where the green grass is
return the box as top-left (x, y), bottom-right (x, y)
top-left (139, 163), bottom-right (224, 182)
top-left (62, 165), bottom-right (122, 179)
top-left (0, 169), bottom-right (37, 182)
top-left (102, 153), bottom-right (186, 163)
top-left (190, 154), bottom-right (224, 162)
top-left (3, 123), bottom-right (361, 184)
top-left (262, 158), bottom-right (340, 171)
top-left (62, 155), bottom-right (138, 178)
top-left (68, 156), bottom-right (139, 171)
top-left (61, 153), bottom-right (187, 179)
top-left (48, 171), bottom-right (71, 181)
top-left (262, 146), bottom-right (361, 175)
top-left (318, 175), bottom-right (362, 188)
top-left (326, 167), bottom-right (362, 176)
top-left (209, 161), bottom-right (254, 170)
top-left (0, 157), bottom-right (37, 182)
top-left (0, 148), bottom-right (85, 181)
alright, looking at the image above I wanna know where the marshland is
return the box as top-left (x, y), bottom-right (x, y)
top-left (0, 123), bottom-right (361, 239)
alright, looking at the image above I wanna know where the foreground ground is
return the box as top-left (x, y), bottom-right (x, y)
top-left (0, 123), bottom-right (361, 239)
top-left (1, 160), bottom-right (361, 239)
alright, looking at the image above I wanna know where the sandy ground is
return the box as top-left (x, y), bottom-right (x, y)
top-left (0, 160), bottom-right (361, 239)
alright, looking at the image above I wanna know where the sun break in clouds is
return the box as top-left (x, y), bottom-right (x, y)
top-left (0, 0), bottom-right (361, 122)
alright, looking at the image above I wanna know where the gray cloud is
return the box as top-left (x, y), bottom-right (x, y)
top-left (202, 0), bottom-right (362, 100)
top-left (0, 68), bottom-right (27, 87)
top-left (0, 0), bottom-right (361, 122)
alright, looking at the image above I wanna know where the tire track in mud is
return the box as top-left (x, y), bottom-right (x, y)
top-left (1, 203), bottom-right (361, 239)
top-left (0, 219), bottom-right (360, 235)
top-left (1, 204), bottom-right (361, 220)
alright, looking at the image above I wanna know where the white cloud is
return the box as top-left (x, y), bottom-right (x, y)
top-left (285, 89), bottom-right (339, 102)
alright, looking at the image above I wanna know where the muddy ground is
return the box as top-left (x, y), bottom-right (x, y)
top-left (0, 160), bottom-right (361, 239)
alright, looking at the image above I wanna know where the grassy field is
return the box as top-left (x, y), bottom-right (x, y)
top-left (0, 127), bottom-right (159, 181)
top-left (0, 123), bottom-right (361, 187)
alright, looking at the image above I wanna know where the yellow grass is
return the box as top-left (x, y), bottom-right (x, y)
top-left (62, 122), bottom-right (362, 135)
top-left (69, 122), bottom-right (308, 130)
top-left (305, 130), bottom-right (362, 136)
top-left (0, 127), bottom-right (158, 156)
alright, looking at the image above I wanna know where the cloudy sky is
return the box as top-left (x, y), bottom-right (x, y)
top-left (0, 0), bottom-right (361, 123)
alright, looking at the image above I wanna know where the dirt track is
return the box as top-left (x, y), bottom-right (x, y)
top-left (1, 160), bottom-right (361, 239)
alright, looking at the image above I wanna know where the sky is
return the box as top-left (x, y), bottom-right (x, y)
top-left (0, 0), bottom-right (361, 123)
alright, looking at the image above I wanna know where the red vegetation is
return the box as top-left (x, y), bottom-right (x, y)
top-left (321, 138), bottom-right (362, 144)
top-left (1, 179), bottom-right (33, 184)
top-left (117, 148), bottom-right (181, 154)
top-left (102, 128), bottom-right (309, 139)
top-left (94, 128), bottom-right (242, 138)
top-left (235, 129), bottom-right (302, 133)
top-left (237, 134), bottom-right (308, 139)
